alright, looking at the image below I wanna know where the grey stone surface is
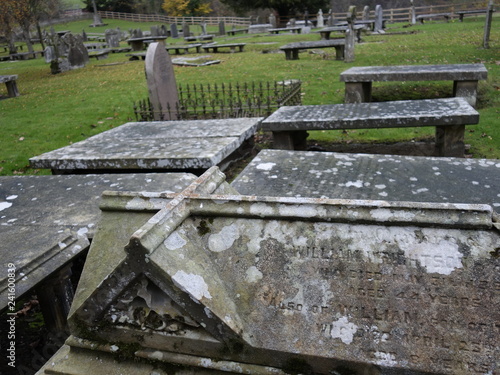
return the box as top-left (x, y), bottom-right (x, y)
top-left (261, 97), bottom-right (478, 131)
top-left (317, 9), bottom-right (324, 27)
top-left (340, 64), bottom-right (488, 82)
top-left (145, 41), bottom-right (179, 121)
top-left (170, 23), bottom-right (179, 38)
top-left (280, 39), bottom-right (345, 60)
top-left (248, 24), bottom-right (272, 33)
top-left (232, 149), bottom-right (500, 214)
top-left (105, 28), bottom-right (120, 47)
top-left (345, 6), bottom-right (356, 63)
top-left (29, 118), bottom-right (262, 173)
top-left (341, 64), bottom-right (488, 107)
top-left (0, 172), bottom-right (198, 311)
top-left (37, 167), bottom-right (499, 375)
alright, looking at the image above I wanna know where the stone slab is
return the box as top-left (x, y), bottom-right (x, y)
top-left (37, 166), bottom-right (499, 374)
top-left (339, 64), bottom-right (488, 82)
top-left (29, 118), bottom-right (262, 173)
top-left (261, 98), bottom-right (478, 131)
top-left (0, 172), bottom-right (198, 311)
top-left (232, 149), bottom-right (500, 214)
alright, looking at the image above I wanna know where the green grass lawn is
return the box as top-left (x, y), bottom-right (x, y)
top-left (0, 16), bottom-right (499, 176)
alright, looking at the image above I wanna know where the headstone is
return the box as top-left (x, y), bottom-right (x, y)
top-left (182, 23), bottom-right (190, 38)
top-left (218, 21), bottom-right (226, 36)
top-left (145, 41), bottom-right (179, 121)
top-left (150, 25), bottom-right (159, 36)
top-left (170, 23), bottom-right (179, 38)
top-left (374, 4), bottom-right (384, 33)
top-left (269, 13), bottom-right (277, 28)
top-left (289, 18), bottom-right (296, 27)
top-left (483, 0), bottom-right (494, 49)
top-left (90, 0), bottom-right (106, 27)
top-left (37, 167), bottom-right (500, 375)
top-left (64, 33), bottom-right (89, 69)
top-left (200, 22), bottom-right (207, 35)
top-left (327, 9), bottom-right (334, 26)
top-left (160, 24), bottom-right (168, 37)
top-left (410, 0), bottom-right (416, 24)
top-left (304, 10), bottom-right (309, 26)
top-left (105, 28), bottom-right (120, 48)
top-left (317, 9), bottom-right (324, 28)
top-left (362, 6), bottom-right (370, 20)
top-left (82, 29), bottom-right (88, 42)
top-left (44, 46), bottom-right (55, 63)
top-left (345, 6), bottom-right (356, 63)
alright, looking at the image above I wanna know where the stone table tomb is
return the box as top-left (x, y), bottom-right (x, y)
top-left (37, 167), bottom-right (499, 374)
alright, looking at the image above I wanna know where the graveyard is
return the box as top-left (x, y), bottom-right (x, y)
top-left (1, 5), bottom-right (500, 375)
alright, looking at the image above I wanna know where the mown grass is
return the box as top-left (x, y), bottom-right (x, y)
top-left (0, 15), bottom-right (499, 175)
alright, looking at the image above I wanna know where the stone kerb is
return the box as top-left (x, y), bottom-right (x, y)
top-left (38, 167), bottom-right (500, 375)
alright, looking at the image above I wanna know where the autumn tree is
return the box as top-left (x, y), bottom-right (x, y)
top-left (162, 0), bottom-right (212, 17)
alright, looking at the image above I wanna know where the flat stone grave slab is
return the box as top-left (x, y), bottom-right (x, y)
top-left (0, 172), bottom-right (197, 314)
top-left (29, 118), bottom-right (262, 174)
top-left (232, 149), bottom-right (500, 214)
top-left (37, 166), bottom-right (499, 374)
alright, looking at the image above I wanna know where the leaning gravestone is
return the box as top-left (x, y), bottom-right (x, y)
top-left (145, 41), bottom-right (179, 121)
top-left (374, 4), bottom-right (384, 33)
top-left (64, 33), bottom-right (89, 69)
top-left (36, 167), bottom-right (500, 375)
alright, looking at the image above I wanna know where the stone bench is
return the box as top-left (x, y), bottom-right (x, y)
top-left (340, 63), bottom-right (488, 108)
top-left (166, 43), bottom-right (202, 54)
top-left (456, 9), bottom-right (495, 21)
top-left (88, 49), bottom-right (110, 60)
top-left (226, 28), bottom-right (248, 36)
top-left (10, 51), bottom-right (44, 60)
top-left (0, 74), bottom-right (19, 97)
top-left (184, 34), bottom-right (215, 42)
top-left (318, 24), bottom-right (366, 43)
top-left (268, 27), bottom-right (302, 34)
top-left (260, 97), bottom-right (479, 157)
top-left (201, 43), bottom-right (246, 53)
top-left (416, 13), bottom-right (451, 23)
top-left (127, 36), bottom-right (167, 51)
top-left (280, 39), bottom-right (345, 60)
top-left (126, 52), bottom-right (147, 60)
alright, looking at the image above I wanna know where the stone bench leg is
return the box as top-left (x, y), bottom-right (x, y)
top-left (435, 125), bottom-right (465, 157)
top-left (272, 131), bottom-right (308, 150)
top-left (5, 80), bottom-right (20, 97)
top-left (335, 46), bottom-right (345, 60)
top-left (453, 80), bottom-right (478, 108)
top-left (344, 82), bottom-right (372, 103)
top-left (284, 49), bottom-right (298, 60)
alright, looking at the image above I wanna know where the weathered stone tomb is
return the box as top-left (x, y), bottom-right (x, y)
top-left (37, 167), bottom-right (500, 374)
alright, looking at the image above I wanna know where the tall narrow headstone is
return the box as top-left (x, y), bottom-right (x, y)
top-left (160, 24), bottom-right (168, 37)
top-left (374, 4), bottom-right (384, 33)
top-left (218, 21), bottom-right (226, 36)
top-left (483, 0), bottom-right (494, 49)
top-left (145, 42), bottom-right (179, 121)
top-left (410, 0), bottom-right (416, 24)
top-left (150, 25), bottom-right (159, 36)
top-left (200, 22), bottom-right (207, 35)
top-left (345, 6), bottom-right (356, 63)
top-left (362, 6), bottom-right (370, 20)
top-left (327, 9), bottom-right (334, 26)
top-left (269, 13), bottom-right (277, 28)
top-left (182, 23), bottom-right (190, 38)
top-left (170, 23), bottom-right (179, 38)
top-left (317, 9), bottom-right (324, 28)
top-left (82, 29), bottom-right (88, 42)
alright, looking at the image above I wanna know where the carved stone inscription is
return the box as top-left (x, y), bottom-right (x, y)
top-left (186, 217), bottom-right (500, 374)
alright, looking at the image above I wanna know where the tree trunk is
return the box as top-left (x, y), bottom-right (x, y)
top-left (37, 22), bottom-right (45, 50)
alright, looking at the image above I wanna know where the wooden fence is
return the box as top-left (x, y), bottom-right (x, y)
top-left (96, 1), bottom-right (493, 27)
top-left (97, 11), bottom-right (252, 27)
